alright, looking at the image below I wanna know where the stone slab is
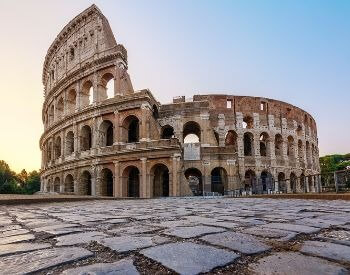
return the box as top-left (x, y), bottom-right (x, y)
top-left (0, 234), bottom-right (35, 245)
top-left (141, 242), bottom-right (239, 275)
top-left (100, 235), bottom-right (169, 253)
top-left (301, 241), bottom-right (350, 263)
top-left (2, 229), bottom-right (30, 237)
top-left (244, 226), bottom-right (298, 241)
top-left (294, 218), bottom-right (345, 228)
top-left (319, 230), bottom-right (350, 246)
top-left (263, 223), bottom-right (320, 233)
top-left (0, 242), bottom-right (51, 256)
top-left (61, 258), bottom-right (139, 275)
top-left (55, 231), bottom-right (108, 246)
top-left (110, 225), bottom-right (160, 235)
top-left (248, 252), bottom-right (348, 275)
top-left (0, 247), bottom-right (93, 275)
top-left (164, 225), bottom-right (226, 239)
top-left (201, 231), bottom-right (270, 254)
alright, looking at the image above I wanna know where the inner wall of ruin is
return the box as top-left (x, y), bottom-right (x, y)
top-left (39, 5), bottom-right (320, 197)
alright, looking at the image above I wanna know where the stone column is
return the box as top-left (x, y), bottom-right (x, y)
top-left (113, 161), bottom-right (120, 197)
top-left (140, 104), bottom-right (151, 142)
top-left (140, 158), bottom-right (148, 198)
top-left (172, 154), bottom-right (181, 196)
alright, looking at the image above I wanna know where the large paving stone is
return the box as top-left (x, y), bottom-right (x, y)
top-left (0, 247), bottom-right (93, 275)
top-left (201, 231), bottom-right (270, 254)
top-left (244, 226), bottom-right (298, 241)
top-left (294, 218), bottom-right (345, 228)
top-left (110, 225), bottom-right (160, 235)
top-left (164, 225), bottom-right (226, 239)
top-left (248, 252), bottom-right (348, 275)
top-left (263, 223), bottom-right (320, 233)
top-left (141, 242), bottom-right (239, 275)
top-left (301, 241), bottom-right (350, 263)
top-left (0, 233), bottom-right (35, 245)
top-left (0, 242), bottom-right (51, 256)
top-left (320, 230), bottom-right (350, 246)
top-left (99, 235), bottom-right (169, 253)
top-left (55, 231), bottom-right (108, 246)
top-left (61, 258), bottom-right (139, 275)
top-left (0, 225), bottom-right (22, 232)
top-left (2, 229), bottom-right (30, 237)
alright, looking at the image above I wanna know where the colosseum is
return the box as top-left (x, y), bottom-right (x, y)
top-left (40, 5), bottom-right (320, 197)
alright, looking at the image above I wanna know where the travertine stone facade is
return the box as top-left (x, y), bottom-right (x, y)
top-left (40, 5), bottom-right (320, 197)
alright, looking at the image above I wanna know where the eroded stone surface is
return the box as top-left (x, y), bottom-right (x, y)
top-left (249, 252), bottom-right (348, 275)
top-left (201, 231), bottom-right (271, 254)
top-left (263, 222), bottom-right (320, 234)
top-left (100, 235), bottom-right (169, 252)
top-left (301, 241), bottom-right (350, 263)
top-left (55, 231), bottom-right (107, 246)
top-left (61, 258), bottom-right (139, 275)
top-left (164, 225), bottom-right (226, 239)
top-left (141, 242), bottom-right (239, 275)
top-left (0, 242), bottom-right (51, 256)
top-left (0, 247), bottom-right (93, 275)
top-left (0, 233), bottom-right (35, 245)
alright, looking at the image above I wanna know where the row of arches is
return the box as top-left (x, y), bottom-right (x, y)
top-left (45, 73), bottom-right (115, 126)
top-left (44, 116), bottom-right (140, 163)
top-left (44, 163), bottom-right (170, 198)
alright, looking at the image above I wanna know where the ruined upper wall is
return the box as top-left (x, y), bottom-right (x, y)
top-left (42, 5), bottom-right (127, 96)
top-left (160, 94), bottom-right (318, 137)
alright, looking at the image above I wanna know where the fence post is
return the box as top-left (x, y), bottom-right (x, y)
top-left (334, 172), bottom-right (339, 193)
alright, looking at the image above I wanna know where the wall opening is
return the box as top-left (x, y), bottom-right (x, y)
top-left (64, 174), bottom-right (74, 193)
top-left (151, 164), bottom-right (169, 197)
top-left (211, 167), bottom-right (227, 195)
top-left (81, 125), bottom-right (92, 151)
top-left (184, 168), bottom-right (203, 196)
top-left (99, 120), bottom-right (114, 147)
top-left (183, 121), bottom-right (201, 143)
top-left (275, 134), bottom-right (283, 156)
top-left (66, 131), bottom-right (74, 155)
top-left (259, 132), bottom-right (269, 157)
top-left (244, 132), bottom-right (254, 156)
top-left (161, 125), bottom-right (174, 139)
top-left (81, 171), bottom-right (92, 195)
top-left (101, 168), bottom-right (113, 196)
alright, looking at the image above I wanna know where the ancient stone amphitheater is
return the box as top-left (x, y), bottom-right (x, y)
top-left (40, 5), bottom-right (320, 197)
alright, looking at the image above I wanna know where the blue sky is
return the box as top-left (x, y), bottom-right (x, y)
top-left (0, 0), bottom-right (348, 171)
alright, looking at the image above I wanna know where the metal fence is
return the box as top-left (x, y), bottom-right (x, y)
top-left (187, 169), bottom-right (350, 197)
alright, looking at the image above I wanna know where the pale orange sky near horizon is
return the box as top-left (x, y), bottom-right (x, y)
top-left (0, 0), bottom-right (349, 173)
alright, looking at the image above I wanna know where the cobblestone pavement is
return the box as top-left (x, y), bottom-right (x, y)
top-left (0, 198), bottom-right (350, 275)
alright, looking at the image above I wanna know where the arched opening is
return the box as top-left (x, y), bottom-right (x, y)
top-left (183, 121), bottom-right (201, 143)
top-left (260, 171), bottom-right (273, 193)
top-left (225, 130), bottom-right (237, 152)
top-left (101, 73), bottom-right (114, 99)
top-left (54, 177), bottom-right (60, 193)
top-left (81, 81), bottom-right (93, 107)
top-left (152, 105), bottom-right (159, 119)
top-left (161, 125), bottom-right (174, 139)
top-left (275, 134), bottom-right (283, 156)
top-left (66, 131), bottom-right (74, 155)
top-left (56, 98), bottom-right (64, 120)
top-left (298, 140), bottom-right (303, 162)
top-left (123, 166), bottom-right (140, 197)
top-left (47, 179), bottom-right (52, 192)
top-left (54, 136), bottom-right (62, 159)
top-left (259, 132), bottom-right (269, 157)
top-left (49, 105), bottom-right (54, 124)
top-left (278, 172), bottom-right (286, 193)
top-left (211, 167), bottom-right (227, 195)
top-left (244, 170), bottom-right (256, 192)
top-left (123, 115), bottom-right (139, 143)
top-left (101, 168), bottom-right (113, 196)
top-left (64, 174), bottom-right (74, 193)
top-left (308, 176), bottom-right (313, 192)
top-left (290, 172), bottom-right (297, 193)
top-left (213, 131), bottom-right (219, 146)
top-left (296, 125), bottom-right (302, 137)
top-left (287, 136), bottom-right (295, 158)
top-left (80, 171), bottom-right (92, 195)
top-left (243, 116), bottom-right (254, 129)
top-left (67, 89), bottom-right (77, 114)
top-left (300, 173), bottom-right (305, 192)
top-left (47, 141), bottom-right (53, 162)
top-left (306, 141), bottom-right (311, 166)
top-left (151, 164), bottom-right (169, 197)
top-left (81, 125), bottom-right (92, 151)
top-left (244, 132), bottom-right (254, 156)
top-left (184, 168), bottom-right (203, 196)
top-left (99, 120), bottom-right (114, 147)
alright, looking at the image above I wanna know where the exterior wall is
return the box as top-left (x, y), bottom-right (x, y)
top-left (40, 5), bottom-right (321, 197)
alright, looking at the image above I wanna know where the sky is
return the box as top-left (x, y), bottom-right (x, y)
top-left (0, 0), bottom-right (349, 172)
